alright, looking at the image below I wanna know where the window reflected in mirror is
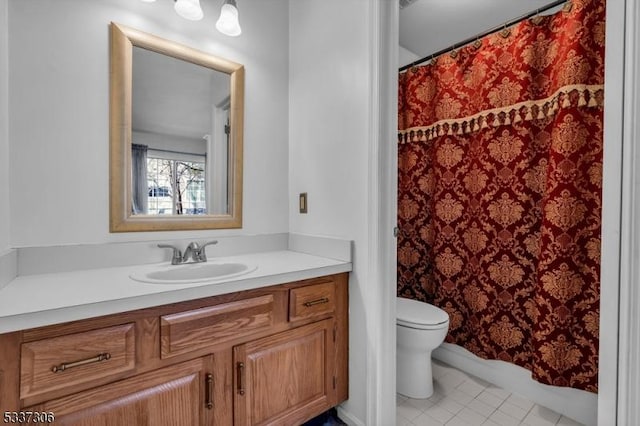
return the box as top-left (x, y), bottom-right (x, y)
top-left (139, 150), bottom-right (207, 215)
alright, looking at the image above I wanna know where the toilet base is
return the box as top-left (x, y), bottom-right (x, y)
top-left (397, 350), bottom-right (434, 399)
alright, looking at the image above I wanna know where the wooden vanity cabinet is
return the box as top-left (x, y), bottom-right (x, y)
top-left (234, 319), bottom-right (335, 426)
top-left (0, 273), bottom-right (348, 426)
top-left (20, 323), bottom-right (136, 400)
top-left (27, 357), bottom-right (216, 426)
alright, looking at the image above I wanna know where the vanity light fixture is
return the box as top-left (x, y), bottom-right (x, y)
top-left (215, 0), bottom-right (242, 37)
top-left (139, 0), bottom-right (241, 37)
top-left (174, 0), bottom-right (204, 21)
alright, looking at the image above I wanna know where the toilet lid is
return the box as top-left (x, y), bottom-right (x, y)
top-left (397, 297), bottom-right (449, 328)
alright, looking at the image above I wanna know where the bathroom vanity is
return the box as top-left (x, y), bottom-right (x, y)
top-left (0, 267), bottom-right (349, 425)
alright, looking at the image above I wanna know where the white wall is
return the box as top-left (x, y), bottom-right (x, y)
top-left (0, 1), bottom-right (9, 253)
top-left (7, 0), bottom-right (289, 247)
top-left (289, 1), bottom-right (371, 423)
top-left (398, 45), bottom-right (419, 68)
top-left (598, 0), bottom-right (626, 424)
top-left (612, 0), bottom-right (640, 423)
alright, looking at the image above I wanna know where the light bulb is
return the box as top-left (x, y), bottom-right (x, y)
top-left (174, 0), bottom-right (204, 21)
top-left (216, 1), bottom-right (242, 36)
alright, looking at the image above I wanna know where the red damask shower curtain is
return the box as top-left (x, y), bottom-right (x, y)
top-left (397, 0), bottom-right (604, 392)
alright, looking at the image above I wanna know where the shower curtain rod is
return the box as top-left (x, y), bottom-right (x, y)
top-left (148, 147), bottom-right (207, 157)
top-left (399, 0), bottom-right (568, 72)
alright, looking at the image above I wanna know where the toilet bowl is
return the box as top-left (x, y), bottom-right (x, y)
top-left (396, 297), bottom-right (450, 398)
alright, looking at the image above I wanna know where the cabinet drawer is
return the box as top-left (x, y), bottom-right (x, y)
top-left (20, 323), bottom-right (136, 399)
top-left (160, 294), bottom-right (274, 359)
top-left (289, 280), bottom-right (336, 322)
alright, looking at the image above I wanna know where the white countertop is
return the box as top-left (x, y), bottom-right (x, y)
top-left (0, 250), bottom-right (351, 334)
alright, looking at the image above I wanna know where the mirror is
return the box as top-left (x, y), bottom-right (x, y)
top-left (110, 23), bottom-right (244, 232)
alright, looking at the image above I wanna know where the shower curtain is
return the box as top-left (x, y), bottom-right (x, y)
top-left (397, 0), bottom-right (604, 392)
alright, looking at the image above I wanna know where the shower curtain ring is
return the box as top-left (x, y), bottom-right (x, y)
top-left (531, 8), bottom-right (544, 25)
top-left (500, 24), bottom-right (511, 38)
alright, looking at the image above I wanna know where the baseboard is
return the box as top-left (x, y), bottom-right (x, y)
top-left (336, 406), bottom-right (365, 426)
top-left (433, 343), bottom-right (597, 426)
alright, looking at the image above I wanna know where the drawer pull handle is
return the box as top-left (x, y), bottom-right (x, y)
top-left (205, 373), bottom-right (214, 409)
top-left (237, 362), bottom-right (245, 395)
top-left (51, 352), bottom-right (111, 373)
top-left (304, 297), bottom-right (329, 307)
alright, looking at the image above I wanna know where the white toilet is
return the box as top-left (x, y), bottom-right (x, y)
top-left (396, 297), bottom-right (450, 398)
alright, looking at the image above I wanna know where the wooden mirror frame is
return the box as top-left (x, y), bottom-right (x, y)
top-left (109, 22), bottom-right (244, 232)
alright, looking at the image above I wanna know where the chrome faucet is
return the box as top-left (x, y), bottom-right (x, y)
top-left (182, 242), bottom-right (200, 263)
top-left (158, 240), bottom-right (218, 265)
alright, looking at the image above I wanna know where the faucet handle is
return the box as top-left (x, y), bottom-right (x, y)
top-left (158, 244), bottom-right (183, 265)
top-left (197, 240), bottom-right (218, 262)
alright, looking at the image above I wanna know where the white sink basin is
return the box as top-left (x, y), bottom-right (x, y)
top-left (130, 262), bottom-right (257, 284)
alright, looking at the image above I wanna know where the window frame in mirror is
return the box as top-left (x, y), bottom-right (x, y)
top-left (109, 22), bottom-right (244, 232)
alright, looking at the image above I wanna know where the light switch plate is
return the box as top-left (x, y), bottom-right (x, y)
top-left (299, 193), bottom-right (308, 214)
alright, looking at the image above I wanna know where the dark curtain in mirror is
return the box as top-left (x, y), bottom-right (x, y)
top-left (131, 143), bottom-right (148, 214)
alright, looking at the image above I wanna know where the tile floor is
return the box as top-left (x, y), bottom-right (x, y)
top-left (396, 360), bottom-right (584, 426)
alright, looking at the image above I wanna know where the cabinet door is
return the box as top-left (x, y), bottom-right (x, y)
top-left (233, 319), bottom-right (335, 426)
top-left (28, 357), bottom-right (216, 426)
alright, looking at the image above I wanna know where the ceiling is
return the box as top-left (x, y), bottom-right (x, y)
top-left (132, 46), bottom-right (230, 141)
top-left (399, 0), bottom-right (563, 65)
